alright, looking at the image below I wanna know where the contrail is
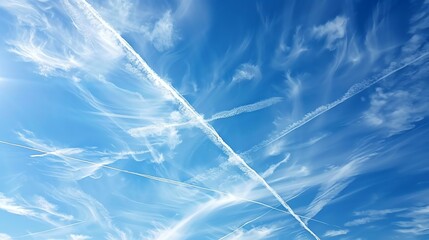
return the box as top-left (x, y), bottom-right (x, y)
top-left (246, 52), bottom-right (429, 154)
top-left (0, 139), bottom-right (334, 229)
top-left (13, 221), bottom-right (85, 239)
top-left (74, 1), bottom-right (320, 238)
top-left (208, 97), bottom-right (283, 121)
top-left (127, 96), bottom-right (283, 137)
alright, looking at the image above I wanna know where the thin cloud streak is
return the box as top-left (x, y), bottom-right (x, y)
top-left (13, 221), bottom-right (86, 239)
top-left (246, 51), bottom-right (429, 154)
top-left (74, 1), bottom-right (318, 238)
top-left (0, 139), bottom-right (334, 229)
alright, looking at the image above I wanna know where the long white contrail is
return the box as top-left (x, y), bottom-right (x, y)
top-left (74, 1), bottom-right (320, 239)
top-left (0, 139), bottom-right (334, 228)
top-left (246, 52), bottom-right (429, 154)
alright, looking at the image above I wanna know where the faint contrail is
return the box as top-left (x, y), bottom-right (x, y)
top-left (74, 1), bottom-right (319, 238)
top-left (0, 139), bottom-right (334, 229)
top-left (246, 52), bottom-right (429, 154)
top-left (13, 221), bottom-right (85, 239)
top-left (127, 96), bottom-right (283, 137)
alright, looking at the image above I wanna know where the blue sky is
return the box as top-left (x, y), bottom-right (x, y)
top-left (0, 0), bottom-right (428, 239)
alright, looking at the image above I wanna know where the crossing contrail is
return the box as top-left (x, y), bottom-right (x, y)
top-left (74, 0), bottom-right (320, 238)
top-left (246, 51), bottom-right (429, 154)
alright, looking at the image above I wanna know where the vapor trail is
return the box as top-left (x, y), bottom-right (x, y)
top-left (246, 52), bottom-right (429, 154)
top-left (128, 96), bottom-right (283, 136)
top-left (208, 97), bottom-right (283, 121)
top-left (14, 221), bottom-right (85, 239)
top-left (0, 139), bottom-right (334, 228)
top-left (74, 1), bottom-right (319, 238)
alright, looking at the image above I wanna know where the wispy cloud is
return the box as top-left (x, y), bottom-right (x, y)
top-left (9, 30), bottom-right (81, 76)
top-left (17, 130), bottom-right (112, 180)
top-left (33, 196), bottom-right (74, 221)
top-left (69, 234), bottom-right (91, 240)
top-left (0, 192), bottom-right (35, 216)
top-left (313, 16), bottom-right (348, 50)
top-left (0, 233), bottom-right (12, 240)
top-left (0, 0), bottom-right (124, 77)
top-left (364, 87), bottom-right (429, 136)
top-left (0, 191), bottom-right (74, 227)
top-left (150, 195), bottom-right (238, 240)
top-left (221, 226), bottom-right (275, 240)
top-left (323, 229), bottom-right (349, 237)
top-left (273, 27), bottom-right (308, 68)
top-left (345, 208), bottom-right (406, 227)
top-left (396, 205), bottom-right (429, 235)
top-left (304, 158), bottom-right (365, 223)
top-left (50, 187), bottom-right (127, 239)
top-left (285, 72), bottom-right (302, 99)
top-left (141, 10), bottom-right (177, 51)
top-left (219, 209), bottom-right (273, 240)
top-left (232, 63), bottom-right (261, 82)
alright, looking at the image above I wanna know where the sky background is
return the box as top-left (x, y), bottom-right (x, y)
top-left (0, 0), bottom-right (429, 239)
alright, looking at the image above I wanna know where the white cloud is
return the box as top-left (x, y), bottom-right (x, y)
top-left (323, 229), bottom-right (349, 237)
top-left (396, 205), bottom-right (429, 235)
top-left (345, 208), bottom-right (405, 227)
top-left (70, 234), bottom-right (91, 240)
top-left (34, 196), bottom-right (74, 221)
top-left (223, 226), bottom-right (275, 240)
top-left (313, 16), bottom-right (348, 50)
top-left (232, 63), bottom-right (261, 82)
top-left (304, 159), bottom-right (362, 223)
top-left (344, 217), bottom-right (374, 227)
top-left (364, 87), bottom-right (429, 136)
top-left (0, 192), bottom-right (74, 226)
top-left (150, 195), bottom-right (238, 240)
top-left (285, 72), bottom-right (302, 99)
top-left (1, 0), bottom-right (124, 76)
top-left (127, 111), bottom-right (184, 156)
top-left (0, 192), bottom-right (35, 216)
top-left (9, 31), bottom-right (81, 76)
top-left (17, 130), bottom-right (113, 180)
top-left (141, 11), bottom-right (176, 51)
top-left (265, 140), bottom-right (286, 157)
top-left (273, 27), bottom-right (308, 68)
top-left (52, 187), bottom-right (127, 239)
top-left (0, 233), bottom-right (12, 240)
top-left (93, 0), bottom-right (137, 33)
